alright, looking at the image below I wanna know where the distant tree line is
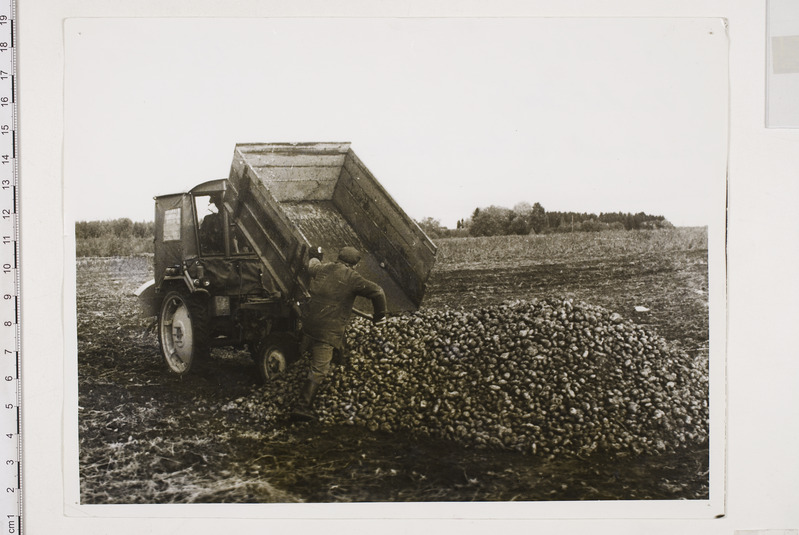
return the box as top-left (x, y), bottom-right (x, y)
top-left (416, 202), bottom-right (673, 239)
top-left (75, 219), bottom-right (154, 240)
top-left (75, 218), bottom-right (154, 256)
top-left (76, 207), bottom-right (673, 257)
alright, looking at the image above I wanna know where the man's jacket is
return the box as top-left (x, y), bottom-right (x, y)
top-left (303, 260), bottom-right (387, 349)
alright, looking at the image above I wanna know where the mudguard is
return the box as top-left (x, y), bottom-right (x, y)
top-left (134, 279), bottom-right (159, 317)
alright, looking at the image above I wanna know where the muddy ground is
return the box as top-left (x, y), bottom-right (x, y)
top-left (76, 240), bottom-right (710, 504)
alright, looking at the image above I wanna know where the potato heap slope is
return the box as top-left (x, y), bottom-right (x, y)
top-left (313, 298), bottom-right (708, 458)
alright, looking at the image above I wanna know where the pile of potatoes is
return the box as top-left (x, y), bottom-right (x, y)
top-left (236, 298), bottom-right (708, 458)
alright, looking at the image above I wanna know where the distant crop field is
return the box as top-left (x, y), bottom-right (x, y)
top-left (434, 227), bottom-right (707, 268)
top-left (76, 227), bottom-right (710, 503)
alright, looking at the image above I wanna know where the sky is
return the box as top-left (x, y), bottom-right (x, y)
top-left (64, 17), bottom-right (729, 229)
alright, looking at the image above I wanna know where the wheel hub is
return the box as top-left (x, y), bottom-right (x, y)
top-left (173, 323), bottom-right (185, 349)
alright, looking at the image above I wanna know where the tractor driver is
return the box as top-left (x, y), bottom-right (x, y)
top-left (292, 246), bottom-right (387, 421)
top-left (199, 194), bottom-right (224, 254)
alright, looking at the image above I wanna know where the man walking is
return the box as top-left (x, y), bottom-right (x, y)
top-left (292, 246), bottom-right (387, 421)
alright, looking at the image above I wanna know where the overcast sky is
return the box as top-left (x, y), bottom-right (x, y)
top-left (64, 17), bottom-right (728, 228)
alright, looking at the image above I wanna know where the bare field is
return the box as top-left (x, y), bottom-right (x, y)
top-left (76, 228), bottom-right (710, 503)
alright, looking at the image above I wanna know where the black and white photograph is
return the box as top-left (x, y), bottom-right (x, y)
top-left (61, 16), bottom-right (729, 514)
top-left (16, 0), bottom-right (799, 532)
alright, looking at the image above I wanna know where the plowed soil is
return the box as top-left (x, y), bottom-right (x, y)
top-left (76, 230), bottom-right (710, 504)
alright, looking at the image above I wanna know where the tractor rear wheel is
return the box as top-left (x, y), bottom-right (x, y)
top-left (158, 290), bottom-right (209, 375)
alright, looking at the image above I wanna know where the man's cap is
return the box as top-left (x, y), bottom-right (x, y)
top-left (338, 246), bottom-right (362, 266)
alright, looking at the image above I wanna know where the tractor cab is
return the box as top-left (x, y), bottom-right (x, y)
top-left (153, 180), bottom-right (254, 283)
top-left (151, 179), bottom-right (273, 298)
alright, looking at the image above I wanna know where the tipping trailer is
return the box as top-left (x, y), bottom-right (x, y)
top-left (137, 142), bottom-right (437, 380)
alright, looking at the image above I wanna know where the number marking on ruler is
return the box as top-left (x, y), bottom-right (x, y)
top-left (0, 0), bottom-right (19, 533)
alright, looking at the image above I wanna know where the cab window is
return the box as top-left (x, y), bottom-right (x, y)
top-left (195, 195), bottom-right (224, 255)
top-left (194, 194), bottom-right (254, 256)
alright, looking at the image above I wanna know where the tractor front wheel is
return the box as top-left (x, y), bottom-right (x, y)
top-left (158, 291), bottom-right (209, 375)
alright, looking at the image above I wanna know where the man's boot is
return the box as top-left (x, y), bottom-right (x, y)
top-left (291, 377), bottom-right (321, 421)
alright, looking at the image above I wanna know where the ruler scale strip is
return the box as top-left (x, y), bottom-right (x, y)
top-left (0, 0), bottom-right (19, 533)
